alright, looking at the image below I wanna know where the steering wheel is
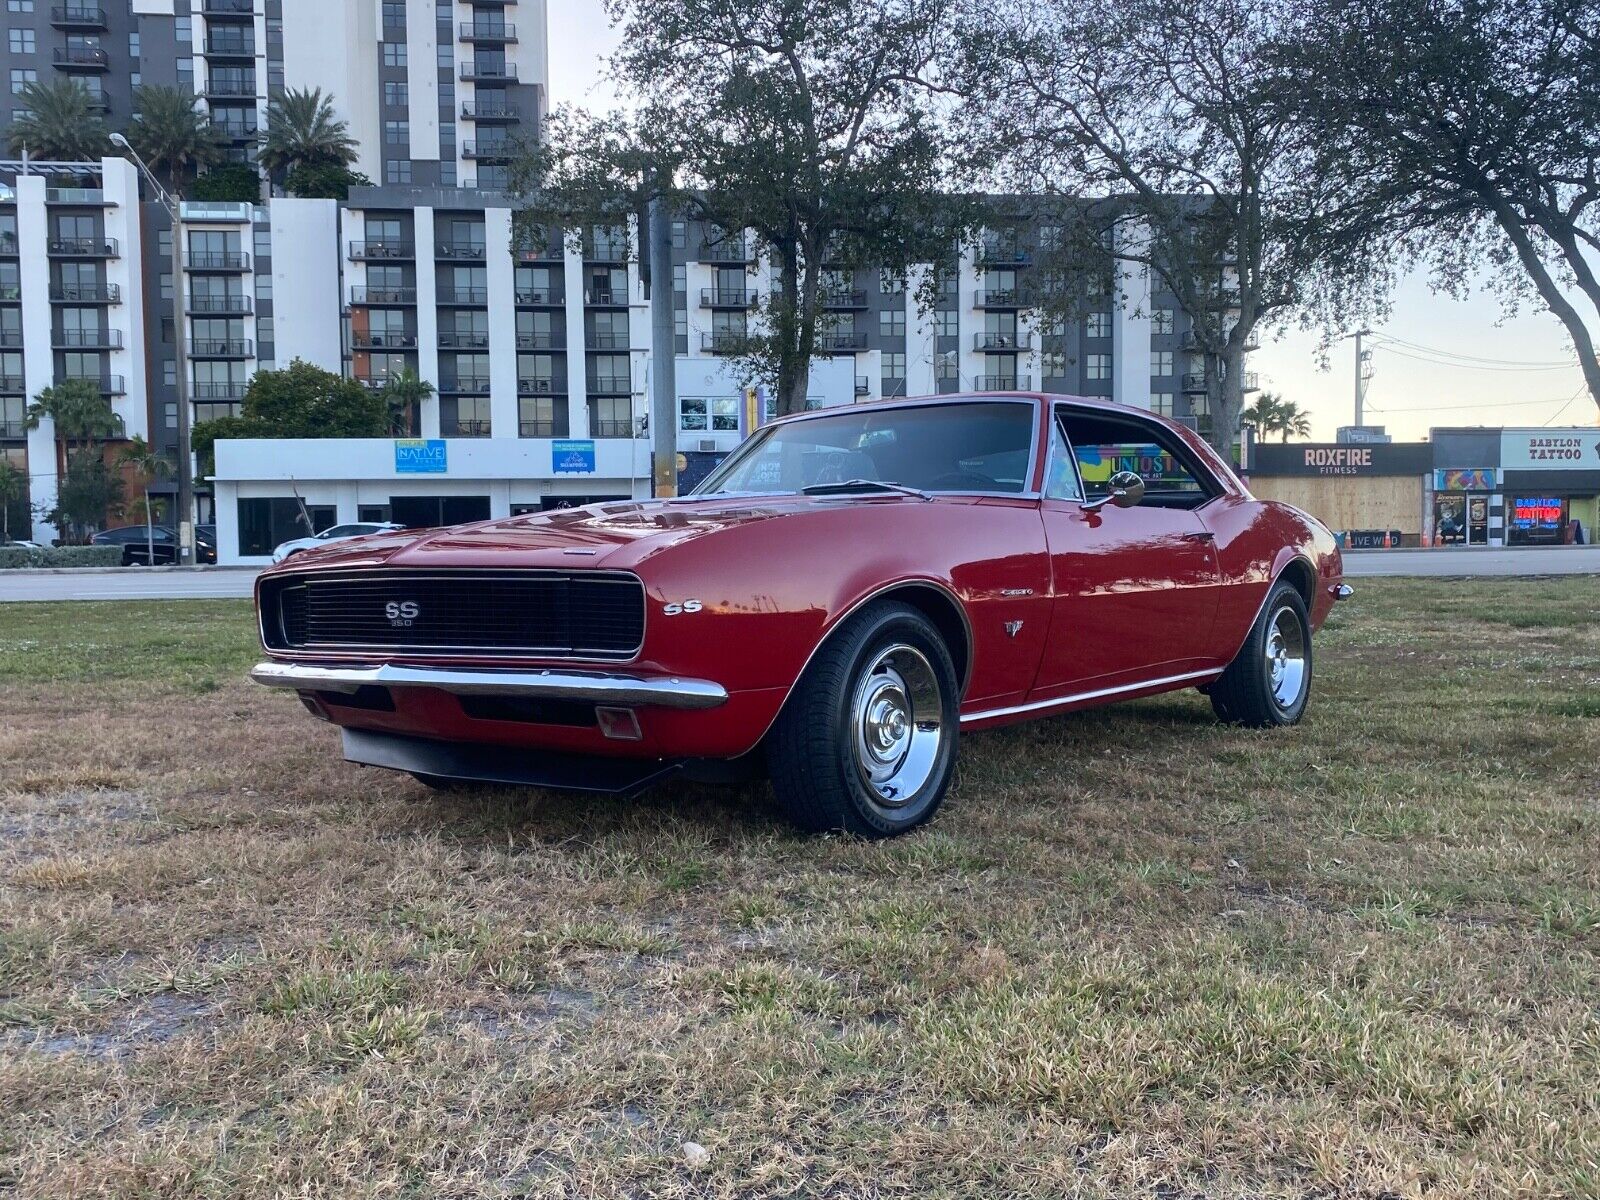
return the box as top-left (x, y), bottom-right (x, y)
top-left (926, 471), bottom-right (1001, 491)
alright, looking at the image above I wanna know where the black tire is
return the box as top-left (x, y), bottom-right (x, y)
top-left (1209, 579), bottom-right (1313, 727)
top-left (767, 601), bottom-right (960, 838)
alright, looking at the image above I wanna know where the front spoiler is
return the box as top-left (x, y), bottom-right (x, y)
top-left (343, 727), bottom-right (684, 796)
top-left (250, 660), bottom-right (729, 709)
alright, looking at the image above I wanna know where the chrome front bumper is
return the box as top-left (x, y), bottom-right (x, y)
top-left (249, 661), bottom-right (729, 709)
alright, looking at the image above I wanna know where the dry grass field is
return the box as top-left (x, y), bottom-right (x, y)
top-left (1, 579), bottom-right (1596, 1198)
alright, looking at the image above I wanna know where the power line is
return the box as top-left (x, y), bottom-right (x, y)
top-left (1368, 332), bottom-right (1579, 369)
top-left (1367, 394), bottom-right (1583, 415)
top-left (1543, 382), bottom-right (1592, 426)
top-left (1371, 343), bottom-right (1581, 372)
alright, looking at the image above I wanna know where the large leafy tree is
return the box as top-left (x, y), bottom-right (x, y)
top-left (257, 88), bottom-right (359, 177)
top-left (511, 0), bottom-right (980, 416)
top-left (1291, 0), bottom-right (1600, 415)
top-left (124, 85), bottom-right (224, 191)
top-left (191, 359), bottom-right (391, 473)
top-left (6, 79), bottom-right (110, 161)
top-left (953, 0), bottom-right (1346, 457)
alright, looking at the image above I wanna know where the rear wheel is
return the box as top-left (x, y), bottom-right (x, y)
top-left (768, 601), bottom-right (959, 838)
top-left (1209, 580), bottom-right (1312, 727)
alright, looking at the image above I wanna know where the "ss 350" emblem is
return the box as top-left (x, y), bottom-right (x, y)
top-left (662, 600), bottom-right (703, 616)
top-left (385, 601), bottom-right (420, 626)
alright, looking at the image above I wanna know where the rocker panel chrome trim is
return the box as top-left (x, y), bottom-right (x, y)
top-left (959, 668), bottom-right (1223, 725)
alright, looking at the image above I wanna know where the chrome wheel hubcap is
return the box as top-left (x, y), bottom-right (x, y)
top-left (1265, 606), bottom-right (1307, 708)
top-left (850, 643), bottom-right (943, 809)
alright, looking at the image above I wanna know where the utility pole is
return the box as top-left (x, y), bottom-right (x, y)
top-left (112, 133), bottom-right (194, 564)
top-left (647, 188), bottom-right (677, 499)
top-left (1353, 328), bottom-right (1373, 428)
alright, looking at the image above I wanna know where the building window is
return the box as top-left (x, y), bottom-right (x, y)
top-left (936, 351), bottom-right (958, 380)
top-left (1152, 307), bottom-right (1175, 335)
top-left (9, 68), bottom-right (35, 93)
top-left (879, 270), bottom-right (905, 295)
top-left (879, 308), bottom-right (905, 338)
top-left (882, 352), bottom-right (906, 395)
top-left (1038, 224), bottom-right (1062, 251)
top-left (8, 28), bottom-right (35, 53)
top-left (1152, 350), bottom-right (1174, 376)
top-left (672, 263), bottom-right (686, 295)
top-left (253, 227), bottom-right (271, 259)
top-left (255, 273), bottom-right (271, 301)
top-left (129, 31), bottom-right (139, 57)
top-left (384, 120), bottom-right (409, 145)
top-left (670, 221), bottom-right (685, 248)
top-left (1086, 311), bottom-right (1111, 338)
top-left (381, 0), bottom-right (405, 25)
top-left (679, 396), bottom-right (739, 432)
top-left (382, 42), bottom-right (407, 68)
top-left (1086, 354), bottom-right (1112, 381)
top-left (175, 15), bottom-right (190, 42)
top-left (383, 81), bottom-right (408, 107)
top-left (436, 41), bottom-right (452, 67)
top-left (6, 1), bottom-right (35, 11)
top-left (1150, 391), bottom-right (1175, 417)
top-left (934, 310), bottom-right (958, 338)
top-left (385, 159), bottom-right (412, 184)
top-left (1042, 351), bottom-right (1068, 379)
top-left (440, 162), bottom-right (456, 186)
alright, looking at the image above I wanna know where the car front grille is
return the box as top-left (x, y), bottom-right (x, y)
top-left (260, 569), bottom-right (645, 659)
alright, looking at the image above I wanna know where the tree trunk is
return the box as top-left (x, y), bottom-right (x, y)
top-left (776, 250), bottom-right (820, 417)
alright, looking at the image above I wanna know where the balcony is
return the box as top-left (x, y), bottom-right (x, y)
top-left (0, 330), bottom-right (21, 347)
top-left (974, 288), bottom-right (1031, 309)
top-left (700, 288), bottom-right (754, 309)
top-left (585, 288), bottom-right (626, 307)
top-left (1241, 371), bottom-right (1260, 393)
top-left (816, 331), bottom-right (867, 353)
top-left (48, 237), bottom-right (118, 258)
top-left (186, 251), bottom-right (251, 271)
top-left (50, 284), bottom-right (120, 304)
top-left (349, 240), bottom-right (414, 261)
top-left (200, 0), bottom-right (255, 16)
top-left (515, 288), bottom-right (559, 306)
top-left (0, 233), bottom-right (17, 255)
top-left (0, 417), bottom-right (26, 437)
top-left (700, 332), bottom-right (744, 355)
top-left (53, 46), bottom-right (110, 71)
top-left (517, 377), bottom-right (557, 395)
top-left (191, 382), bottom-right (246, 402)
top-left (855, 375), bottom-right (871, 397)
top-left (975, 331), bottom-right (1031, 352)
top-left (187, 294), bottom-right (251, 315)
top-left (974, 375), bottom-right (1030, 391)
top-left (0, 375), bottom-right (24, 393)
top-left (436, 242), bottom-right (487, 260)
top-left (698, 239), bottom-right (751, 264)
top-left (203, 36), bottom-right (256, 58)
top-left (350, 286), bottom-right (416, 305)
top-left (203, 76), bottom-right (257, 98)
top-left (460, 61), bottom-right (518, 82)
top-left (515, 332), bottom-right (564, 350)
top-left (589, 418), bottom-right (633, 439)
top-left (190, 338), bottom-right (254, 358)
top-left (519, 420), bottom-right (566, 438)
top-left (441, 378), bottom-right (492, 396)
top-left (461, 141), bottom-right (514, 161)
top-left (1, 285), bottom-right (23, 301)
top-left (821, 288), bottom-right (867, 309)
top-left (459, 21), bottom-right (516, 41)
top-left (45, 187), bottom-right (108, 205)
top-left (438, 331), bottom-right (490, 349)
top-left (587, 376), bottom-right (632, 396)
top-left (52, 328), bottom-right (122, 349)
top-left (351, 331), bottom-right (416, 350)
top-left (586, 331), bottom-right (628, 351)
top-left (978, 241), bottom-right (1030, 267)
top-left (1181, 372), bottom-right (1208, 394)
top-left (583, 241), bottom-right (628, 264)
top-left (461, 102), bottom-right (520, 122)
top-left (437, 286), bottom-right (488, 305)
top-left (62, 374), bottom-right (125, 395)
top-left (51, 6), bottom-right (108, 29)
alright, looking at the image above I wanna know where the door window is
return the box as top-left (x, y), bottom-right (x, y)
top-left (1055, 409), bottom-right (1217, 510)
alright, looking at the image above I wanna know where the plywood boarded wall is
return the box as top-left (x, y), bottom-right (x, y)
top-left (1249, 475), bottom-right (1423, 534)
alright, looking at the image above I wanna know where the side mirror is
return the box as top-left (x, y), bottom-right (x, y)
top-left (1083, 470), bottom-right (1146, 512)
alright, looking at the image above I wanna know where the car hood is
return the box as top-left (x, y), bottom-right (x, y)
top-left (264, 494), bottom-right (946, 574)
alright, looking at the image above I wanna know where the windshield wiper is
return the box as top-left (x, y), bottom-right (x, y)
top-left (800, 479), bottom-right (931, 500)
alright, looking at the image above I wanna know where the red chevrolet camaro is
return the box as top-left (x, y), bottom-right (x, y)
top-left (253, 393), bottom-right (1349, 837)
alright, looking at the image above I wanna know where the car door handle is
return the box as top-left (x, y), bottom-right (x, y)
top-left (1183, 530), bottom-right (1216, 542)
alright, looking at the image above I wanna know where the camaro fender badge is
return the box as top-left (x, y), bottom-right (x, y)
top-left (1004, 620), bottom-right (1024, 638)
top-left (1000, 588), bottom-right (1034, 597)
top-left (662, 600), bottom-right (704, 616)
top-left (385, 600), bottom-right (420, 627)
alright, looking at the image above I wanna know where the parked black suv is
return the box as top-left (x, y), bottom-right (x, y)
top-left (91, 524), bottom-right (218, 565)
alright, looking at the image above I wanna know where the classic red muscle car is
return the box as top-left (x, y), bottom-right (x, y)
top-left (252, 393), bottom-right (1348, 837)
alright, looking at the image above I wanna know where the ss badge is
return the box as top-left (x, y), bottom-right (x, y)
top-left (385, 600), bottom-right (420, 626)
top-left (662, 600), bottom-right (703, 616)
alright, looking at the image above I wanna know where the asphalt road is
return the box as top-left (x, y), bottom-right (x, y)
top-left (1, 545), bottom-right (1597, 603)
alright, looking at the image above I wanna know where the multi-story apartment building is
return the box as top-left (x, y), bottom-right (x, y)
top-left (1, 2), bottom-right (1248, 560)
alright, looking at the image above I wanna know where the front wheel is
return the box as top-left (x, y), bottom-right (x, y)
top-left (1209, 579), bottom-right (1313, 727)
top-left (767, 601), bottom-right (960, 838)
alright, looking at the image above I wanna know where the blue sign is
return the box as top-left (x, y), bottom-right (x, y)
top-left (394, 439), bottom-right (447, 474)
top-left (552, 439), bottom-right (597, 474)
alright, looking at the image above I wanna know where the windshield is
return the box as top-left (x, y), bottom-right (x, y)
top-left (696, 401), bottom-right (1037, 496)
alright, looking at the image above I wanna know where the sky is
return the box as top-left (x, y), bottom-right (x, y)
top-left (544, 2), bottom-right (1598, 444)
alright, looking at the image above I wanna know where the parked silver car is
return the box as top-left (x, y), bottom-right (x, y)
top-left (271, 522), bottom-right (405, 563)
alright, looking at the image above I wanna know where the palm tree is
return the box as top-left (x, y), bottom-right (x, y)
top-left (25, 379), bottom-right (124, 542)
top-left (116, 435), bottom-right (175, 565)
top-left (0, 460), bottom-right (27, 544)
top-left (380, 369), bottom-right (435, 436)
top-left (1239, 392), bottom-right (1287, 437)
top-left (6, 79), bottom-right (110, 161)
top-left (1277, 400), bottom-right (1313, 443)
top-left (257, 88), bottom-right (358, 177)
top-left (124, 85), bottom-right (224, 193)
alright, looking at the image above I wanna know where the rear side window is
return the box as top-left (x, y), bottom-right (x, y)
top-left (1055, 409), bottom-right (1219, 510)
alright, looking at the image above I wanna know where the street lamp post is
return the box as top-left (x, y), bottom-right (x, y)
top-left (110, 133), bottom-right (195, 566)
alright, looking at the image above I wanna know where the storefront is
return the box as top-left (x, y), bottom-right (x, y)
top-left (1499, 429), bottom-right (1599, 546)
top-left (1247, 442), bottom-right (1433, 547)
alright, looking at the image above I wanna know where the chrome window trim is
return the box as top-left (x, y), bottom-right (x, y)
top-left (258, 568), bottom-right (648, 663)
top-left (1050, 403), bottom-right (1225, 506)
